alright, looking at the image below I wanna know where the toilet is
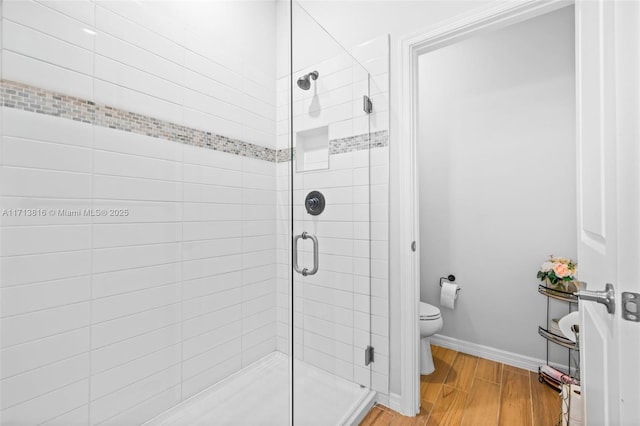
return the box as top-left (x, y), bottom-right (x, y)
top-left (419, 302), bottom-right (443, 375)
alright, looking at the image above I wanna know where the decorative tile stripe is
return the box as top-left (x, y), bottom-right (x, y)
top-left (329, 130), bottom-right (389, 155)
top-left (1, 80), bottom-right (388, 163)
top-left (276, 148), bottom-right (293, 163)
top-left (1, 79), bottom-right (279, 162)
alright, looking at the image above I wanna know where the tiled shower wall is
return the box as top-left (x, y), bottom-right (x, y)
top-left (275, 35), bottom-right (390, 398)
top-left (0, 1), bottom-right (278, 424)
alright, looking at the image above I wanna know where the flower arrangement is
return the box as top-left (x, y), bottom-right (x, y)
top-left (537, 255), bottom-right (577, 291)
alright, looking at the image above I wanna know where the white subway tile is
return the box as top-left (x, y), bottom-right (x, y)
top-left (182, 271), bottom-right (242, 300)
top-left (182, 305), bottom-right (241, 341)
top-left (303, 299), bottom-right (353, 327)
top-left (183, 50), bottom-right (243, 93)
top-left (95, 32), bottom-right (184, 87)
top-left (89, 365), bottom-right (181, 425)
top-left (0, 167), bottom-right (91, 199)
top-left (181, 357), bottom-right (240, 400)
top-left (35, 0), bottom-right (94, 26)
top-left (182, 287), bottom-right (242, 321)
top-left (91, 324), bottom-right (181, 374)
top-left (182, 108), bottom-right (245, 142)
top-left (2, 137), bottom-right (91, 173)
top-left (182, 254), bottom-right (242, 281)
top-left (92, 243), bottom-right (180, 274)
top-left (92, 283), bottom-right (181, 324)
top-left (242, 279), bottom-right (276, 301)
top-left (182, 321), bottom-right (241, 361)
top-left (93, 126), bottom-right (181, 161)
top-left (184, 183), bottom-right (242, 204)
top-left (94, 6), bottom-right (183, 65)
top-left (93, 174), bottom-right (182, 202)
top-left (1, 302), bottom-right (90, 348)
top-left (91, 200), bottom-right (182, 225)
top-left (303, 346), bottom-right (353, 382)
top-left (371, 314), bottom-right (389, 337)
top-left (0, 198), bottom-right (92, 227)
top-left (183, 163), bottom-right (242, 188)
top-left (0, 379), bottom-right (89, 425)
top-left (91, 344), bottom-right (180, 400)
top-left (99, 384), bottom-right (180, 426)
top-left (242, 265), bottom-right (277, 285)
top-left (0, 328), bottom-right (89, 379)
top-left (94, 79), bottom-right (182, 125)
top-left (242, 337), bottom-right (276, 367)
top-left (1, 225), bottom-right (91, 256)
top-left (241, 322), bottom-right (275, 350)
top-left (1, 276), bottom-right (90, 318)
top-left (304, 331), bottom-right (352, 363)
top-left (94, 150), bottom-right (182, 182)
top-left (91, 303), bottom-right (181, 349)
top-left (183, 203), bottom-right (242, 223)
top-left (1, 353), bottom-right (89, 409)
top-left (1, 250), bottom-right (91, 287)
top-left (40, 404), bottom-right (89, 426)
top-left (3, 20), bottom-right (93, 75)
top-left (182, 337), bottom-right (241, 380)
top-left (183, 87), bottom-right (244, 125)
top-left (303, 316), bottom-right (352, 345)
top-left (92, 263), bottom-right (180, 299)
top-left (242, 307), bottom-right (276, 334)
top-left (182, 238), bottom-right (242, 261)
top-left (4, 0), bottom-right (95, 50)
top-left (92, 223), bottom-right (181, 249)
top-left (4, 107), bottom-right (92, 146)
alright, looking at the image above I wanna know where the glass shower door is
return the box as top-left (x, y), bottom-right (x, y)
top-left (289, 3), bottom-right (375, 424)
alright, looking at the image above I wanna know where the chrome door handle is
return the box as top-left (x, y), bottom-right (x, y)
top-left (575, 283), bottom-right (615, 314)
top-left (293, 232), bottom-right (319, 276)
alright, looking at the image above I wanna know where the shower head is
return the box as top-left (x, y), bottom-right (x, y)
top-left (296, 71), bottom-right (319, 90)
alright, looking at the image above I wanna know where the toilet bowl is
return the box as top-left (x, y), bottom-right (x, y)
top-left (419, 302), bottom-right (443, 375)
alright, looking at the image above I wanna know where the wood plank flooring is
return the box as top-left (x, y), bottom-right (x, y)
top-left (360, 345), bottom-right (561, 426)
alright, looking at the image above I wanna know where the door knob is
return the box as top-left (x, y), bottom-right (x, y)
top-left (575, 283), bottom-right (615, 314)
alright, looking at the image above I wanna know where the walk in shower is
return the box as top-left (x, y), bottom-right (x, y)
top-left (0, 1), bottom-right (384, 425)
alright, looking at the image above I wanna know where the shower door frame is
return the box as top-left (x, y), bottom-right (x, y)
top-left (289, 1), bottom-right (376, 423)
top-left (395, 0), bottom-right (575, 416)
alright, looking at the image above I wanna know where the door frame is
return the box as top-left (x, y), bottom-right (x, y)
top-left (396, 0), bottom-right (574, 415)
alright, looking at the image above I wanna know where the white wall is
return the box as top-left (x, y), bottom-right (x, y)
top-left (418, 7), bottom-right (576, 362)
top-left (0, 1), bottom-right (278, 424)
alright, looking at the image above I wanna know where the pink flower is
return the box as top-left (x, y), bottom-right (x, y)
top-left (553, 263), bottom-right (571, 278)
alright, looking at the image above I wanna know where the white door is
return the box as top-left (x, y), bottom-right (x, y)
top-left (576, 0), bottom-right (640, 425)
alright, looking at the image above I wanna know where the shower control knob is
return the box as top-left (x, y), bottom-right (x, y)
top-left (305, 191), bottom-right (325, 216)
top-left (306, 198), bottom-right (319, 209)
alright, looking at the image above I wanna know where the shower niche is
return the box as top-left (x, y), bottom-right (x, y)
top-left (295, 125), bottom-right (329, 172)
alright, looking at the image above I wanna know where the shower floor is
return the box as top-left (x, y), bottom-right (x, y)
top-left (145, 352), bottom-right (375, 426)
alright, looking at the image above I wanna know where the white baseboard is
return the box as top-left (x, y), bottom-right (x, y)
top-left (375, 392), bottom-right (389, 407)
top-left (429, 334), bottom-right (568, 373)
top-left (387, 393), bottom-right (403, 413)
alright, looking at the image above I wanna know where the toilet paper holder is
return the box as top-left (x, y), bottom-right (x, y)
top-left (440, 275), bottom-right (460, 293)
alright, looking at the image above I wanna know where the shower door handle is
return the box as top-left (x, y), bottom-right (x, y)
top-left (293, 232), bottom-right (319, 276)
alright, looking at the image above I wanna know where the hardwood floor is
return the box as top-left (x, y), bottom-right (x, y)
top-left (360, 345), bottom-right (561, 426)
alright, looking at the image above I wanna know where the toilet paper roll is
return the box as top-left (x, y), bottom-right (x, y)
top-left (440, 282), bottom-right (459, 310)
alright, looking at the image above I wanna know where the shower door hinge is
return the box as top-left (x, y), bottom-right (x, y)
top-left (365, 345), bottom-right (374, 366)
top-left (363, 95), bottom-right (373, 114)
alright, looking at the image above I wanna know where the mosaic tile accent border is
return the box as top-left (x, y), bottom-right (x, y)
top-left (1, 80), bottom-right (388, 163)
top-left (276, 131), bottom-right (389, 163)
top-left (329, 130), bottom-right (388, 155)
top-left (0, 79), bottom-right (278, 162)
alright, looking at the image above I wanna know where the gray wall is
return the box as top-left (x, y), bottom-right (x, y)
top-left (417, 6), bottom-right (576, 363)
